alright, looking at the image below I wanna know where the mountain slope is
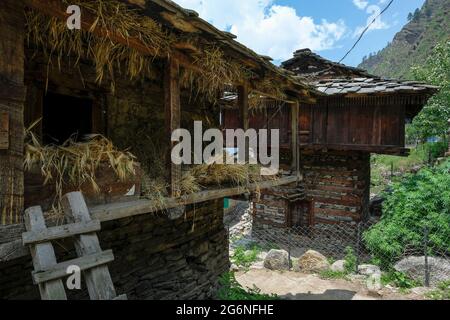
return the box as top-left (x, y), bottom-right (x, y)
top-left (358, 0), bottom-right (450, 79)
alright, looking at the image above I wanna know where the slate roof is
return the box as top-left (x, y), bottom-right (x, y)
top-left (312, 77), bottom-right (438, 96)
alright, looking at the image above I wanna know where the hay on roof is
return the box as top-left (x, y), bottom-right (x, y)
top-left (25, 0), bottom-right (173, 92)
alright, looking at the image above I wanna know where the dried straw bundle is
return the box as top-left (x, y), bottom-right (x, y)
top-left (181, 46), bottom-right (251, 102)
top-left (25, 0), bottom-right (172, 92)
top-left (24, 129), bottom-right (136, 216)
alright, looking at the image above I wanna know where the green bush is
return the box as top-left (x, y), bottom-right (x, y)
top-left (426, 281), bottom-right (450, 300)
top-left (381, 271), bottom-right (421, 289)
top-left (344, 247), bottom-right (357, 274)
top-left (425, 141), bottom-right (449, 160)
top-left (217, 273), bottom-right (278, 300)
top-left (364, 160), bottom-right (450, 266)
top-left (231, 244), bottom-right (261, 268)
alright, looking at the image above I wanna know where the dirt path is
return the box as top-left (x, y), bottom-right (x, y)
top-left (236, 269), bottom-right (426, 300)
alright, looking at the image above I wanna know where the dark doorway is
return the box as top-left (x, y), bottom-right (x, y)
top-left (42, 92), bottom-right (93, 145)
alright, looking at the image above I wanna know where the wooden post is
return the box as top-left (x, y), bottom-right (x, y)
top-left (164, 58), bottom-right (182, 197)
top-left (24, 207), bottom-right (67, 300)
top-left (0, 0), bottom-right (26, 225)
top-left (238, 84), bottom-right (249, 131)
top-left (291, 102), bottom-right (300, 176)
top-left (237, 84), bottom-right (249, 163)
top-left (62, 192), bottom-right (117, 300)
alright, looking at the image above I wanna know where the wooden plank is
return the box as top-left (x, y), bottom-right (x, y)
top-left (33, 250), bottom-right (115, 285)
top-left (62, 192), bottom-right (117, 300)
top-left (24, 206), bottom-right (67, 300)
top-left (0, 177), bottom-right (298, 262)
top-left (22, 220), bottom-right (101, 246)
top-left (90, 176), bottom-right (298, 222)
top-left (164, 58), bottom-right (182, 197)
top-left (0, 112), bottom-right (9, 149)
top-left (238, 84), bottom-right (249, 131)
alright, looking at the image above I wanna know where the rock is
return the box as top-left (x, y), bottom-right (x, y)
top-left (358, 264), bottom-right (381, 276)
top-left (394, 256), bottom-right (450, 287)
top-left (331, 260), bottom-right (346, 273)
top-left (366, 273), bottom-right (382, 292)
top-left (263, 249), bottom-right (290, 271)
top-left (296, 250), bottom-right (330, 273)
top-left (230, 264), bottom-right (239, 272)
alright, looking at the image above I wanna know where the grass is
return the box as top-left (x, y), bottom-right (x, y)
top-left (371, 145), bottom-right (429, 195)
top-left (381, 271), bottom-right (421, 290)
top-left (426, 281), bottom-right (450, 300)
top-left (319, 270), bottom-right (349, 280)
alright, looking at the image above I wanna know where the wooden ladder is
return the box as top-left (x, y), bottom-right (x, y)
top-left (22, 192), bottom-right (126, 300)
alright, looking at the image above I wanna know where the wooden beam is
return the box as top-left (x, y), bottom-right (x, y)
top-left (0, 176), bottom-right (298, 262)
top-left (164, 58), bottom-right (182, 197)
top-left (32, 250), bottom-right (115, 285)
top-left (22, 220), bottom-right (101, 246)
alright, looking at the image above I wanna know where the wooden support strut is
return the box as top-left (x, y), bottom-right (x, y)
top-left (164, 58), bottom-right (182, 197)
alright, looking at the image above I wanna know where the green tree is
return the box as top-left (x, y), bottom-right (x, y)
top-left (408, 41), bottom-right (450, 142)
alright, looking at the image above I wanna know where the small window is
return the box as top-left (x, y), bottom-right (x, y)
top-left (42, 92), bottom-right (93, 145)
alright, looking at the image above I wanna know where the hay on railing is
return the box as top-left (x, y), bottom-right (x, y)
top-left (24, 124), bottom-right (136, 218)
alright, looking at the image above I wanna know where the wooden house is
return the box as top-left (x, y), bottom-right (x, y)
top-left (0, 0), bottom-right (317, 300)
top-left (223, 48), bottom-right (437, 229)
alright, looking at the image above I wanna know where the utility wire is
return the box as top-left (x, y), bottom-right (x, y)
top-left (338, 0), bottom-right (395, 64)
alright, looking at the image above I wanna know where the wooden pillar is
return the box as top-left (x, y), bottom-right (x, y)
top-left (0, 0), bottom-right (26, 224)
top-left (164, 58), bottom-right (181, 197)
top-left (291, 102), bottom-right (300, 176)
top-left (237, 84), bottom-right (249, 163)
top-left (237, 84), bottom-right (249, 131)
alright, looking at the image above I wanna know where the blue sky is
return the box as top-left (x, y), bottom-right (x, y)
top-left (173, 0), bottom-right (425, 67)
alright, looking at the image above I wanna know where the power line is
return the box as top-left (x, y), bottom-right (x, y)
top-left (338, 0), bottom-right (395, 64)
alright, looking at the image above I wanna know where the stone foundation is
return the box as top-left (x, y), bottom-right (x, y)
top-left (0, 199), bottom-right (228, 300)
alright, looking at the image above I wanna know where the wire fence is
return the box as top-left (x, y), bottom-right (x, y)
top-left (225, 204), bottom-right (450, 289)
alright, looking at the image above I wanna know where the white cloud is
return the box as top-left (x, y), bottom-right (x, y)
top-left (353, 2), bottom-right (390, 37)
top-left (173, 0), bottom-right (346, 61)
top-left (353, 0), bottom-right (369, 10)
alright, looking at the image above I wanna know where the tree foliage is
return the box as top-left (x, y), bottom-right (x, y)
top-left (364, 160), bottom-right (450, 265)
top-left (408, 41), bottom-right (450, 141)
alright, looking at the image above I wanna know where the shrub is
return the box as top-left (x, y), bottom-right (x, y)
top-left (364, 160), bottom-right (450, 266)
top-left (344, 247), bottom-right (357, 274)
top-left (231, 244), bottom-right (261, 268)
top-left (381, 271), bottom-right (421, 289)
top-left (426, 281), bottom-right (450, 300)
top-left (217, 273), bottom-right (278, 300)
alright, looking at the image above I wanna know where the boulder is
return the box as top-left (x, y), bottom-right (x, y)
top-left (331, 260), bottom-right (346, 273)
top-left (358, 264), bottom-right (381, 276)
top-left (296, 250), bottom-right (330, 273)
top-left (394, 256), bottom-right (450, 287)
top-left (263, 249), bottom-right (290, 271)
top-left (366, 273), bottom-right (382, 292)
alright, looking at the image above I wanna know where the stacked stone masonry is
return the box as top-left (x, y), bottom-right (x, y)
top-left (0, 199), bottom-right (228, 300)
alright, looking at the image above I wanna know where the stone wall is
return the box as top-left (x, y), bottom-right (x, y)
top-left (0, 199), bottom-right (229, 300)
top-left (252, 149), bottom-right (370, 230)
top-left (301, 149), bottom-right (370, 224)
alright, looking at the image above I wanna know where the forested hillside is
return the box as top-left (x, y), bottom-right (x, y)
top-left (358, 0), bottom-right (450, 79)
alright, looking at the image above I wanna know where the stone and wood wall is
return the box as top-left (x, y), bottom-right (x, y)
top-left (253, 149), bottom-right (370, 229)
top-left (0, 199), bottom-right (228, 300)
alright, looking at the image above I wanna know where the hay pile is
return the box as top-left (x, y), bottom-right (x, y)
top-left (181, 45), bottom-right (252, 102)
top-left (24, 126), bottom-right (136, 216)
top-left (25, 0), bottom-right (172, 92)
